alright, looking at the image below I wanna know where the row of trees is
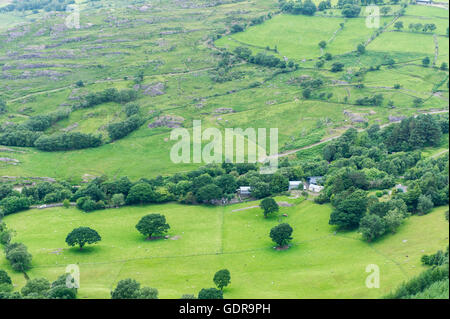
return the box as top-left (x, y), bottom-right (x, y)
top-left (0, 227), bottom-right (32, 275)
top-left (0, 109), bottom-right (71, 148)
top-left (107, 114), bottom-right (144, 141)
top-left (233, 47), bottom-right (297, 70)
top-left (393, 22), bottom-right (438, 33)
top-left (46, 162), bottom-right (301, 212)
top-left (75, 88), bottom-right (138, 110)
top-left (110, 269), bottom-right (231, 299)
top-left (34, 132), bottom-right (103, 151)
top-left (20, 109), bottom-right (70, 132)
top-left (279, 0), bottom-right (318, 16)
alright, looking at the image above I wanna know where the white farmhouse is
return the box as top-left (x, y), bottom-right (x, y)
top-left (238, 186), bottom-right (252, 196)
top-left (308, 184), bottom-right (324, 193)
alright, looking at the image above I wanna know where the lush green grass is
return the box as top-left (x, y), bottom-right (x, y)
top-left (1, 200), bottom-right (448, 299)
top-left (367, 31), bottom-right (435, 56)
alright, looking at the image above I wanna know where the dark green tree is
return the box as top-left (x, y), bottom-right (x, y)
top-left (269, 223), bottom-right (293, 247)
top-left (213, 269), bottom-right (231, 290)
top-left (126, 183), bottom-right (156, 205)
top-left (135, 214), bottom-right (170, 239)
top-left (260, 198), bottom-right (279, 218)
top-left (65, 227), bottom-right (101, 250)
top-left (198, 288), bottom-right (223, 299)
top-left (359, 214), bottom-right (386, 242)
top-left (329, 189), bottom-right (368, 229)
top-left (111, 278), bottom-right (141, 299)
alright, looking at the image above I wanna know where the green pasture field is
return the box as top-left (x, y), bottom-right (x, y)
top-left (1, 199), bottom-right (448, 299)
top-left (367, 31), bottom-right (435, 57)
top-left (405, 4), bottom-right (450, 18)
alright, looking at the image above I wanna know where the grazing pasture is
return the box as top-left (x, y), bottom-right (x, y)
top-left (1, 199), bottom-right (448, 299)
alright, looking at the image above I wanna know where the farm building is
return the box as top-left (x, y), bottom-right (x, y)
top-left (308, 176), bottom-right (323, 185)
top-left (395, 184), bottom-right (408, 193)
top-left (308, 184), bottom-right (324, 193)
top-left (307, 176), bottom-right (324, 193)
top-left (289, 181), bottom-right (305, 191)
top-left (238, 186), bottom-right (252, 196)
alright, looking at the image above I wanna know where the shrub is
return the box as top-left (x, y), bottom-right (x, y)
top-left (198, 288), bottom-right (223, 299)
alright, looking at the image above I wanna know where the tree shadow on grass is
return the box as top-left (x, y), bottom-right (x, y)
top-left (66, 245), bottom-right (101, 254)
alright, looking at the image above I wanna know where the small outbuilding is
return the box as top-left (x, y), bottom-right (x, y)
top-left (238, 186), bottom-right (252, 196)
top-left (395, 184), bottom-right (408, 193)
top-left (308, 184), bottom-right (324, 193)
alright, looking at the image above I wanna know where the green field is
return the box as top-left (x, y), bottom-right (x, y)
top-left (1, 200), bottom-right (448, 299)
top-left (0, 0), bottom-right (449, 300)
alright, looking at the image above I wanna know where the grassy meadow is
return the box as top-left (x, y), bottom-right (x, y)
top-left (1, 199), bottom-right (448, 299)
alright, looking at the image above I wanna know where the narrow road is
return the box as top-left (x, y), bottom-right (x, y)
top-left (431, 149), bottom-right (449, 159)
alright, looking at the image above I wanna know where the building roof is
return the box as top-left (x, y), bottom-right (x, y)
top-left (395, 184), bottom-right (408, 193)
top-left (239, 186), bottom-right (251, 193)
top-left (308, 176), bottom-right (323, 185)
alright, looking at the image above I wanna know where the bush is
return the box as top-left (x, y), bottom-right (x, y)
top-left (21, 278), bottom-right (50, 298)
top-left (198, 288), bottom-right (223, 299)
top-left (331, 62), bottom-right (344, 72)
top-left (0, 270), bottom-right (12, 285)
top-left (111, 278), bottom-right (140, 299)
top-left (76, 197), bottom-right (97, 212)
top-left (111, 194), bottom-right (125, 208)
